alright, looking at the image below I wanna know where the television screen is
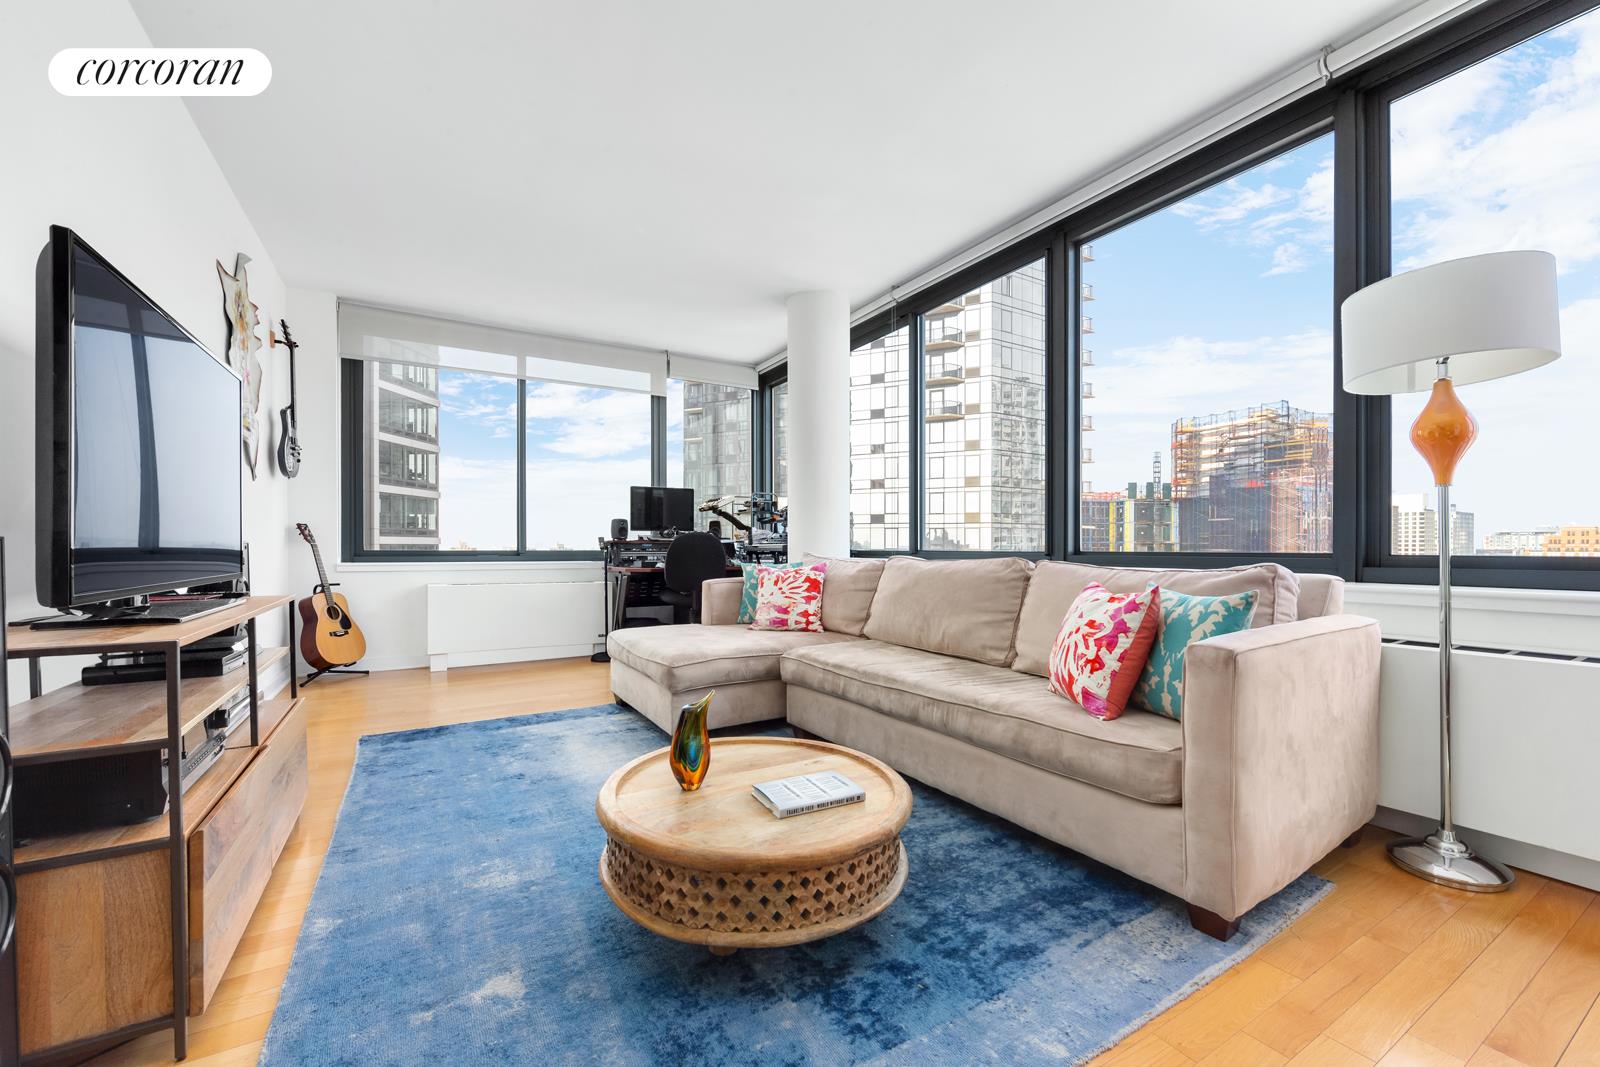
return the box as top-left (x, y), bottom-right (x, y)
top-left (36, 229), bottom-right (243, 607)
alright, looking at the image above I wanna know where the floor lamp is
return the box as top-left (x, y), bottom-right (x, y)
top-left (1341, 250), bottom-right (1561, 892)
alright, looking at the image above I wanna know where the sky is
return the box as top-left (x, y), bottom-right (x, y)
top-left (1087, 7), bottom-right (1598, 546)
top-left (426, 370), bottom-right (655, 551)
top-left (402, 7), bottom-right (1598, 554)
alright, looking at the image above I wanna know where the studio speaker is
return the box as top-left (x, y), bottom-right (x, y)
top-left (610, 519), bottom-right (628, 541)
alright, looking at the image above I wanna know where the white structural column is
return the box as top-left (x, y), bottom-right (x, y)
top-left (784, 290), bottom-right (851, 559)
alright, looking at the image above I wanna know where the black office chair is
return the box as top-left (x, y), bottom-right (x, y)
top-left (660, 531), bottom-right (728, 624)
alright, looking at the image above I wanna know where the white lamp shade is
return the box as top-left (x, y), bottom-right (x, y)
top-left (1340, 250), bottom-right (1561, 395)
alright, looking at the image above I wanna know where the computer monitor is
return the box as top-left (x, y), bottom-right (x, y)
top-left (629, 486), bottom-right (696, 535)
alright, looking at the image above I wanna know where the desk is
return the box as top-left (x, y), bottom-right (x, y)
top-left (595, 562), bottom-right (741, 662)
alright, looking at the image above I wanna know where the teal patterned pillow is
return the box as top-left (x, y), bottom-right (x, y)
top-left (1132, 586), bottom-right (1258, 720)
top-left (737, 560), bottom-right (803, 623)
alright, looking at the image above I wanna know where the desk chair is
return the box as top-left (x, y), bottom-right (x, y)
top-left (660, 531), bottom-right (728, 624)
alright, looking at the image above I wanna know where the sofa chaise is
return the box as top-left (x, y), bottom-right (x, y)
top-left (606, 555), bottom-right (1380, 939)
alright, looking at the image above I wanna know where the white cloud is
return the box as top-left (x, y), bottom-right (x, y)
top-left (1391, 14), bottom-right (1600, 274)
top-left (1169, 147), bottom-right (1334, 276)
top-left (524, 381), bottom-right (651, 459)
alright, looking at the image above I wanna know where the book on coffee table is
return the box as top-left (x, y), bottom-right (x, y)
top-left (751, 771), bottom-right (866, 819)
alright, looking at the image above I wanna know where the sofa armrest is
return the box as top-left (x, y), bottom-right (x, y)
top-left (700, 576), bottom-right (744, 626)
top-left (1181, 614), bottom-right (1381, 920)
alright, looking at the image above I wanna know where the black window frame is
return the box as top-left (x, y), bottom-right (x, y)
top-left (833, 0), bottom-right (1599, 591)
top-left (757, 363), bottom-right (788, 497)
top-left (341, 358), bottom-right (760, 562)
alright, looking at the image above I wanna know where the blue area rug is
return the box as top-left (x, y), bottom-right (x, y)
top-left (261, 704), bottom-right (1328, 1066)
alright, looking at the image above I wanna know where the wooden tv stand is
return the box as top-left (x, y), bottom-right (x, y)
top-left (5, 596), bottom-right (307, 1063)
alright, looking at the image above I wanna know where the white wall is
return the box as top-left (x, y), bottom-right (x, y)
top-left (2, 0), bottom-right (291, 698)
top-left (1345, 583), bottom-right (1600, 887)
top-left (285, 290), bottom-right (607, 672)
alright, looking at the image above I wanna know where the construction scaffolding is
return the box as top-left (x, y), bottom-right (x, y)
top-left (1170, 401), bottom-right (1332, 553)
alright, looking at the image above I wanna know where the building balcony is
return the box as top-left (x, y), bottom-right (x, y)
top-left (1082, 382), bottom-right (1095, 399)
top-left (1082, 448), bottom-right (1094, 463)
top-left (926, 361), bottom-right (963, 385)
top-left (1081, 283), bottom-right (1095, 301)
top-left (1082, 349), bottom-right (1094, 366)
top-left (1081, 316), bottom-right (1094, 334)
top-left (925, 403), bottom-right (963, 422)
top-left (926, 301), bottom-right (965, 320)
top-left (1081, 244), bottom-right (1095, 262)
top-left (1081, 415), bottom-right (1094, 432)
top-left (925, 327), bottom-right (964, 352)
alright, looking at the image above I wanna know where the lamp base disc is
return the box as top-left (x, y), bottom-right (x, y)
top-left (1387, 832), bottom-right (1515, 892)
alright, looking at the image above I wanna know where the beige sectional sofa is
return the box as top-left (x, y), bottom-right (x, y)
top-left (606, 555), bottom-right (1380, 939)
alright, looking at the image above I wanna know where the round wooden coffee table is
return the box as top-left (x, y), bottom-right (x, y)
top-left (596, 736), bottom-right (912, 954)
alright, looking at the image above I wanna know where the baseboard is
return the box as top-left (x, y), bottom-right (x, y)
top-left (1372, 805), bottom-right (1600, 892)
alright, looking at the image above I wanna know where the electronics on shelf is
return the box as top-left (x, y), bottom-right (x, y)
top-left (80, 627), bottom-right (249, 685)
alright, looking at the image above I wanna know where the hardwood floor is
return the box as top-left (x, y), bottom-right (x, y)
top-left (88, 658), bottom-right (1599, 1066)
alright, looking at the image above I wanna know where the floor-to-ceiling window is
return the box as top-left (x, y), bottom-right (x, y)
top-left (921, 258), bottom-right (1047, 552)
top-left (666, 379), bottom-right (753, 532)
top-left (1077, 133), bottom-right (1336, 555)
top-left (1386, 5), bottom-right (1600, 559)
top-left (849, 327), bottom-right (911, 551)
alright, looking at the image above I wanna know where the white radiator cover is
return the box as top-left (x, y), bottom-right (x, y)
top-left (426, 581), bottom-right (603, 671)
top-left (1377, 643), bottom-right (1600, 864)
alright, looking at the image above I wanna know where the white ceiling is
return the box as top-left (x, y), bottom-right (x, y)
top-left (134, 0), bottom-right (1422, 364)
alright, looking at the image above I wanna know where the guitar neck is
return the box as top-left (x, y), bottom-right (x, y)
top-left (308, 538), bottom-right (333, 606)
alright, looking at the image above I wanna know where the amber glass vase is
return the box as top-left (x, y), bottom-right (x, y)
top-left (669, 691), bottom-right (714, 791)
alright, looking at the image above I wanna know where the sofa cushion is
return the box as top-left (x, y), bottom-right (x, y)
top-left (862, 556), bottom-right (1035, 667)
top-left (781, 640), bottom-right (1183, 804)
top-left (802, 554), bottom-right (884, 636)
top-left (1295, 574), bottom-right (1344, 619)
top-left (1012, 562), bottom-right (1301, 677)
top-left (607, 624), bottom-right (856, 692)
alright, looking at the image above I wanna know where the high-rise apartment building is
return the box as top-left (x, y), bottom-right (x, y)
top-left (1391, 493), bottom-right (1475, 556)
top-left (680, 382), bottom-right (752, 531)
top-left (921, 260), bottom-right (1047, 552)
top-left (1481, 528), bottom-right (1557, 554)
top-left (363, 360), bottom-right (442, 549)
top-left (1171, 402), bottom-right (1332, 553)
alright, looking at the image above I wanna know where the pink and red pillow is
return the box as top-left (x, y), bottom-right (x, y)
top-left (749, 562), bottom-right (828, 632)
top-left (1047, 582), bottom-right (1161, 720)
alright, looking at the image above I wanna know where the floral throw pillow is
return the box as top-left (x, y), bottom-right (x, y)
top-left (1132, 587), bottom-right (1257, 720)
top-left (750, 562), bottom-right (828, 632)
top-left (1047, 582), bottom-right (1160, 720)
top-left (737, 561), bottom-right (804, 623)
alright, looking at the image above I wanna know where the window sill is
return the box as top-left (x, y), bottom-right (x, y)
top-left (1344, 582), bottom-right (1600, 658)
top-left (336, 559), bottom-right (602, 574)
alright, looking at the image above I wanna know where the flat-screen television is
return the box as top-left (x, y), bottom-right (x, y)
top-left (629, 486), bottom-right (695, 535)
top-left (35, 226), bottom-right (244, 611)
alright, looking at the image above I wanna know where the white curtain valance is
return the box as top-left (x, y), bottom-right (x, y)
top-left (667, 354), bottom-right (759, 390)
top-left (338, 301), bottom-right (667, 395)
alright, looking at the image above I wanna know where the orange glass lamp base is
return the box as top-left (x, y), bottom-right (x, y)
top-left (1410, 377), bottom-right (1478, 487)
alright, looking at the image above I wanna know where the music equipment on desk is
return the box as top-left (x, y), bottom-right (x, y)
top-left (736, 540), bottom-right (788, 565)
top-left (274, 319), bottom-right (302, 478)
top-left (295, 523), bottom-right (369, 685)
top-left (611, 518), bottom-right (629, 540)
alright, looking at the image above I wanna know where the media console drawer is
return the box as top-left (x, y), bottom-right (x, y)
top-left (187, 701), bottom-right (307, 1013)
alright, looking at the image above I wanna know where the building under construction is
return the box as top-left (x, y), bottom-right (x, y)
top-left (1171, 401), bottom-right (1332, 553)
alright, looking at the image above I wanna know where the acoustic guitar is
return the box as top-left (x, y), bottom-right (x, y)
top-left (294, 523), bottom-right (367, 669)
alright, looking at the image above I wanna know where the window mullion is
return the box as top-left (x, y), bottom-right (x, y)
top-left (515, 379), bottom-right (527, 555)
